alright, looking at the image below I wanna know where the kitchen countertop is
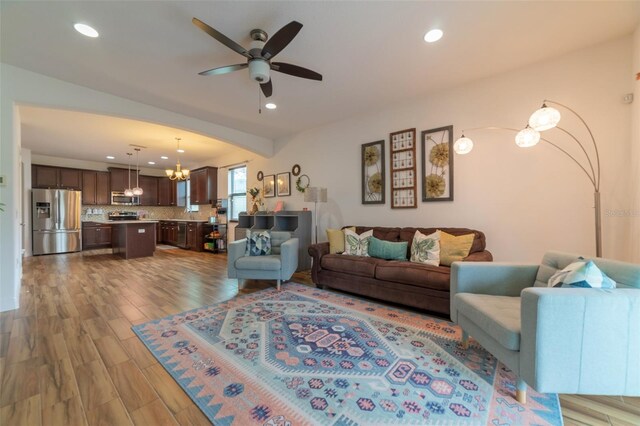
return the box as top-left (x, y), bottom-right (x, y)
top-left (84, 220), bottom-right (159, 224)
top-left (153, 219), bottom-right (209, 223)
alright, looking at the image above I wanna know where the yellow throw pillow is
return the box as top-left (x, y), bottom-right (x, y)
top-left (326, 227), bottom-right (355, 254)
top-left (439, 231), bottom-right (475, 266)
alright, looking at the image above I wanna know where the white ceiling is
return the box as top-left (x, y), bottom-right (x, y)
top-left (2, 1), bottom-right (639, 164)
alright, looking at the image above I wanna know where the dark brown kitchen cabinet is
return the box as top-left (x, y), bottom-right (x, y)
top-left (139, 176), bottom-right (158, 206)
top-left (108, 167), bottom-right (136, 194)
top-left (160, 221), bottom-right (178, 245)
top-left (32, 165), bottom-right (82, 190)
top-left (157, 178), bottom-right (177, 206)
top-left (186, 222), bottom-right (198, 250)
top-left (189, 167), bottom-right (218, 205)
top-left (82, 222), bottom-right (112, 250)
top-left (82, 171), bottom-right (110, 205)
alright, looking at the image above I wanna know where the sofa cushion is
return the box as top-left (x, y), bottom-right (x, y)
top-left (455, 294), bottom-right (521, 351)
top-left (439, 231), bottom-right (474, 266)
top-left (375, 261), bottom-right (451, 291)
top-left (235, 255), bottom-right (281, 271)
top-left (321, 254), bottom-right (385, 278)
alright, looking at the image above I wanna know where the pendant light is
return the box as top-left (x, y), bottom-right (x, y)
top-left (124, 153), bottom-right (134, 196)
top-left (132, 148), bottom-right (144, 196)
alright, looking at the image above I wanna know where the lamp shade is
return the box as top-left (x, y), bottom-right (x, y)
top-left (304, 187), bottom-right (327, 203)
top-left (515, 126), bottom-right (541, 148)
top-left (124, 188), bottom-right (134, 197)
top-left (454, 136), bottom-right (474, 154)
top-left (132, 187), bottom-right (144, 196)
top-left (528, 105), bottom-right (561, 131)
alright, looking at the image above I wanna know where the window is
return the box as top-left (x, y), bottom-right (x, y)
top-left (185, 180), bottom-right (199, 212)
top-left (228, 166), bottom-right (246, 221)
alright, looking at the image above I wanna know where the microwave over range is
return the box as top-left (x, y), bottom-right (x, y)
top-left (111, 191), bottom-right (140, 206)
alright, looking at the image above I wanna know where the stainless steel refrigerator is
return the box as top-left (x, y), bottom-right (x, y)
top-left (32, 189), bottom-right (82, 255)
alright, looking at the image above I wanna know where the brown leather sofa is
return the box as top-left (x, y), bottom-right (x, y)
top-left (308, 226), bottom-right (492, 315)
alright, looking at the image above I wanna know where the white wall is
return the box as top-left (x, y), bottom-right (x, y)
top-left (631, 25), bottom-right (640, 263)
top-left (20, 148), bottom-right (32, 257)
top-left (0, 63), bottom-right (274, 312)
top-left (240, 36), bottom-right (635, 262)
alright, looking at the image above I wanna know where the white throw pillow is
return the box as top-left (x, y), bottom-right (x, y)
top-left (547, 259), bottom-right (616, 288)
top-left (410, 230), bottom-right (440, 266)
top-left (343, 229), bottom-right (373, 256)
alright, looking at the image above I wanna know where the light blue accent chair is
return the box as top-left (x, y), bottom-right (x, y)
top-left (450, 251), bottom-right (640, 404)
top-left (228, 231), bottom-right (298, 290)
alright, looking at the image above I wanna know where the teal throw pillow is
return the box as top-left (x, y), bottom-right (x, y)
top-left (368, 236), bottom-right (407, 261)
top-left (547, 259), bottom-right (616, 288)
top-left (246, 230), bottom-right (272, 256)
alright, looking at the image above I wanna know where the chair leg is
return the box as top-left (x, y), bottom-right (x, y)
top-left (277, 279), bottom-right (281, 291)
top-left (516, 378), bottom-right (527, 404)
top-left (461, 330), bottom-right (469, 349)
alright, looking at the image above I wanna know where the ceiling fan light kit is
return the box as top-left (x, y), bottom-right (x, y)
top-left (192, 17), bottom-right (322, 99)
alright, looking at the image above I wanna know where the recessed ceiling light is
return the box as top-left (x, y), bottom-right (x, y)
top-left (106, 155), bottom-right (115, 160)
top-left (148, 161), bottom-right (156, 165)
top-left (74, 23), bottom-right (99, 38)
top-left (265, 103), bottom-right (277, 110)
top-left (424, 29), bottom-right (443, 43)
top-left (177, 149), bottom-right (185, 153)
top-left (160, 156), bottom-right (168, 160)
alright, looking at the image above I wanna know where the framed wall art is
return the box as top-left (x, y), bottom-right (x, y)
top-left (361, 140), bottom-right (385, 204)
top-left (389, 128), bottom-right (417, 208)
top-left (421, 125), bottom-right (454, 202)
top-left (276, 172), bottom-right (291, 197)
top-left (263, 174), bottom-right (275, 198)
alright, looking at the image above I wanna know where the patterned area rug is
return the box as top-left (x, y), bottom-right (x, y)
top-left (133, 283), bottom-right (562, 425)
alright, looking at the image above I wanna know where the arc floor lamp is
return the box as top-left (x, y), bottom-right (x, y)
top-left (454, 100), bottom-right (602, 257)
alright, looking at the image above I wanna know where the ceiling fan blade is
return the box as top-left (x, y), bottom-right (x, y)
top-left (260, 80), bottom-right (273, 98)
top-left (272, 62), bottom-right (323, 81)
top-left (199, 63), bottom-right (248, 76)
top-left (192, 17), bottom-right (252, 59)
top-left (261, 21), bottom-right (303, 60)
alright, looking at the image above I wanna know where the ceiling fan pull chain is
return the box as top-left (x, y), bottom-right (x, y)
top-left (258, 86), bottom-right (262, 114)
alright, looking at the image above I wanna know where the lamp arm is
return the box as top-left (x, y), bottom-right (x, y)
top-left (463, 126), bottom-right (596, 189)
top-left (544, 100), bottom-right (601, 190)
top-left (555, 126), bottom-right (598, 191)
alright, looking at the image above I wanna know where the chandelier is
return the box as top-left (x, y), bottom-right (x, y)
top-left (132, 148), bottom-right (143, 196)
top-left (165, 137), bottom-right (190, 180)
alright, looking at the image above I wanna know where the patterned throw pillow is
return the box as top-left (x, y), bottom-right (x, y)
top-left (547, 259), bottom-right (616, 288)
top-left (410, 230), bottom-right (440, 266)
top-left (343, 229), bottom-right (373, 256)
top-left (246, 230), bottom-right (272, 256)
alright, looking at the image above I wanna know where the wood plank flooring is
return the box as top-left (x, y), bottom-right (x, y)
top-left (0, 248), bottom-right (637, 425)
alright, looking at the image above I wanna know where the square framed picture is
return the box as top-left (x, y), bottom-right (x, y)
top-left (361, 140), bottom-right (385, 204)
top-left (276, 172), bottom-right (291, 197)
top-left (421, 125), bottom-right (454, 201)
top-left (263, 174), bottom-right (275, 198)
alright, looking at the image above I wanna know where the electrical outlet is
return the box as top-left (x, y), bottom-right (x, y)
top-left (623, 93), bottom-right (634, 104)
top-left (0, 175), bottom-right (6, 186)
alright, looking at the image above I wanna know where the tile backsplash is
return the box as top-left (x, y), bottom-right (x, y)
top-left (81, 205), bottom-right (218, 222)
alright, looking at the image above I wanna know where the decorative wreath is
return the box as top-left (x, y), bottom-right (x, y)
top-left (257, 171), bottom-right (264, 181)
top-left (296, 174), bottom-right (310, 193)
top-left (292, 164), bottom-right (301, 176)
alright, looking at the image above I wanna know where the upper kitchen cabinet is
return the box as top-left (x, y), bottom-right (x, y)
top-left (139, 175), bottom-right (158, 206)
top-left (189, 167), bottom-right (218, 205)
top-left (32, 165), bottom-right (82, 190)
top-left (82, 171), bottom-right (110, 205)
top-left (108, 168), bottom-right (136, 193)
top-left (158, 178), bottom-right (177, 206)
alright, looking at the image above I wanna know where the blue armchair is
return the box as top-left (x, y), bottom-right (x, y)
top-left (228, 231), bottom-right (298, 290)
top-left (450, 251), bottom-right (640, 403)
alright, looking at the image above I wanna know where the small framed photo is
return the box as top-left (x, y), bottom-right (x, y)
top-left (276, 172), bottom-right (291, 197)
top-left (263, 174), bottom-right (275, 198)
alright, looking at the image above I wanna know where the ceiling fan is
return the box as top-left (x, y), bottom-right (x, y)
top-left (192, 17), bottom-right (323, 98)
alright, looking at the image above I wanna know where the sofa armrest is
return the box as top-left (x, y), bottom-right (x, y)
top-left (450, 262), bottom-right (539, 322)
top-left (227, 239), bottom-right (247, 278)
top-left (463, 250), bottom-right (493, 262)
top-left (308, 242), bottom-right (330, 284)
top-left (280, 238), bottom-right (299, 280)
top-left (520, 288), bottom-right (640, 395)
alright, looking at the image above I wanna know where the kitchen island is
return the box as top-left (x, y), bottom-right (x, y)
top-left (91, 220), bottom-right (158, 259)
